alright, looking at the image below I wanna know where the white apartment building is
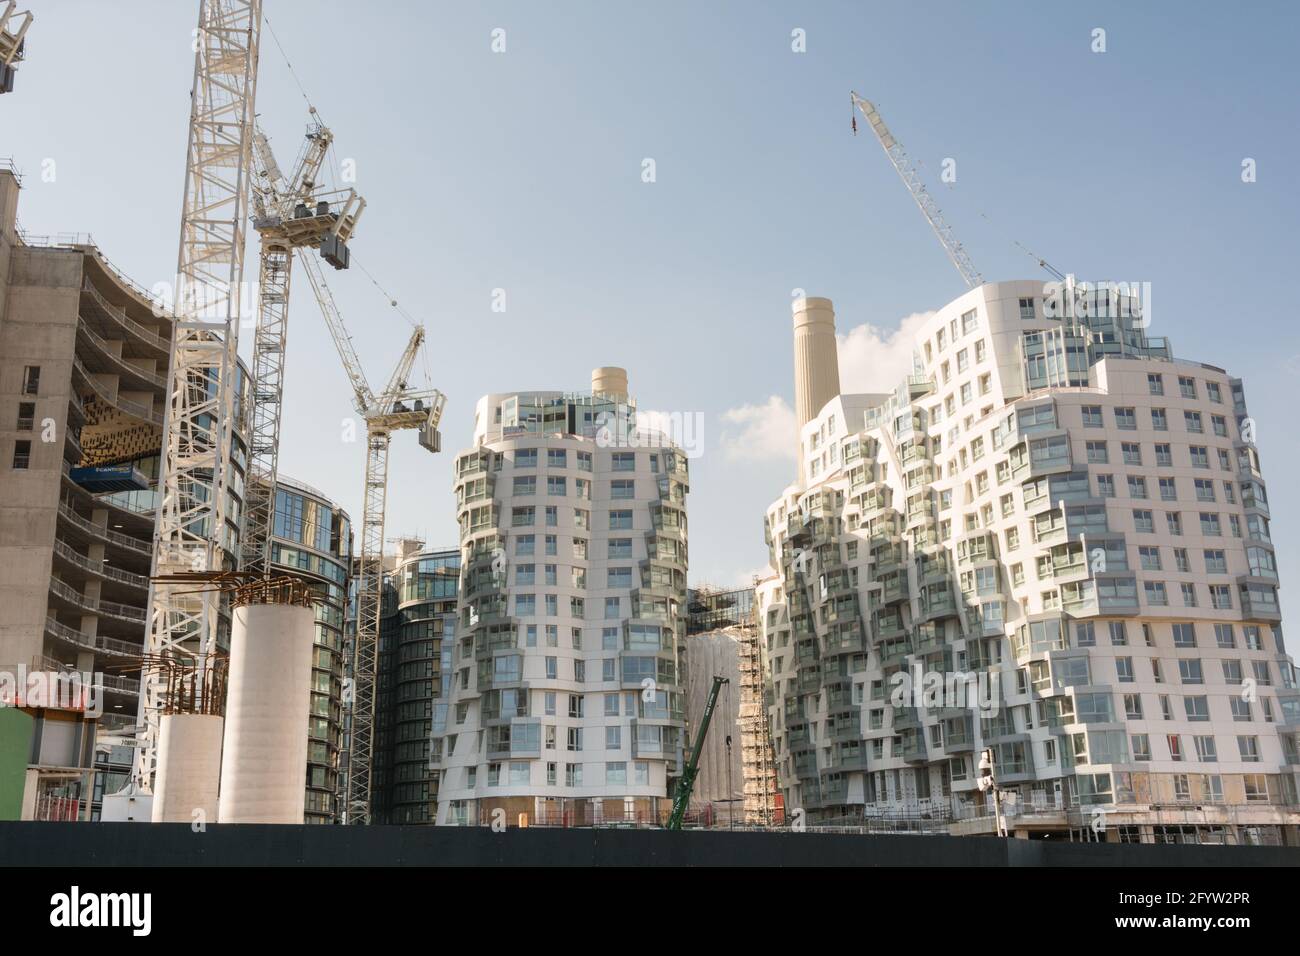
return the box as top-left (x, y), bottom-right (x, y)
top-left (437, 368), bottom-right (690, 827)
top-left (761, 282), bottom-right (1299, 844)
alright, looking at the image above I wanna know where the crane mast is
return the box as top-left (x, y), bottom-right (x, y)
top-left (851, 92), bottom-right (983, 289)
top-left (0, 2), bottom-right (32, 93)
top-left (134, 0), bottom-right (263, 790)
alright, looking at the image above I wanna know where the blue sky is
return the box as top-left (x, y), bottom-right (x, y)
top-left (5, 1), bottom-right (1298, 611)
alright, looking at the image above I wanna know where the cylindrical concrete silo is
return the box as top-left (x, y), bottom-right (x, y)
top-left (152, 712), bottom-right (223, 823)
top-left (792, 296), bottom-right (841, 428)
top-left (218, 601), bottom-right (315, 824)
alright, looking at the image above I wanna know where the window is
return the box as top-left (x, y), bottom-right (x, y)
top-left (1237, 736), bottom-right (1260, 763)
top-left (1147, 373), bottom-right (1164, 396)
top-left (1121, 442), bottom-right (1142, 466)
top-left (1184, 411), bottom-right (1204, 433)
top-left (1096, 474), bottom-right (1115, 498)
top-left (1166, 512), bottom-right (1182, 536)
top-left (1082, 405), bottom-right (1103, 428)
top-left (1086, 441), bottom-right (1108, 464)
top-left (1158, 477), bottom-right (1176, 501)
top-left (1172, 623), bottom-right (1197, 648)
top-left (1150, 408), bottom-right (1167, 431)
top-left (515, 448), bottom-right (538, 468)
top-left (1167, 735), bottom-right (1183, 762)
top-left (512, 506), bottom-right (535, 527)
top-left (21, 366), bottom-right (40, 396)
top-left (1190, 445), bottom-right (1209, 468)
top-left (1114, 407), bottom-right (1137, 430)
top-left (1194, 736), bottom-right (1217, 762)
top-left (1230, 698), bottom-right (1251, 722)
top-left (1131, 735), bottom-right (1151, 761)
top-left (1138, 546), bottom-right (1161, 571)
top-left (612, 452), bottom-right (636, 471)
top-left (1133, 509), bottom-right (1154, 533)
top-left (12, 439), bottom-right (31, 470)
top-left (611, 479), bottom-right (634, 499)
top-left (1178, 376), bottom-right (1197, 399)
top-left (548, 449), bottom-right (567, 468)
top-left (1116, 657), bottom-right (1134, 683)
top-left (16, 402), bottom-right (35, 431)
top-left (1199, 513), bottom-right (1221, 537)
top-left (609, 510), bottom-right (632, 530)
top-left (1128, 476), bottom-right (1148, 499)
top-left (1214, 624), bottom-right (1236, 649)
top-left (1155, 443), bottom-right (1173, 467)
top-left (1143, 581), bottom-right (1167, 605)
top-left (1178, 659), bottom-right (1204, 685)
top-left (1207, 381), bottom-right (1223, 403)
top-left (547, 476), bottom-right (566, 496)
top-left (961, 309), bottom-right (978, 335)
top-left (1018, 297), bottom-right (1035, 320)
top-left (1209, 584), bottom-right (1232, 609)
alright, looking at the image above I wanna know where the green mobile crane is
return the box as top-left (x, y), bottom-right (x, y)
top-left (666, 675), bottom-right (729, 830)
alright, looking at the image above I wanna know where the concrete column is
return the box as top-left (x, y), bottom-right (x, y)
top-left (153, 713), bottom-right (223, 824)
top-left (218, 602), bottom-right (314, 824)
top-left (792, 297), bottom-right (840, 429)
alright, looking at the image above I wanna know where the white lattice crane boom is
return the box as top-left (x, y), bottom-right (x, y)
top-left (851, 92), bottom-right (983, 289)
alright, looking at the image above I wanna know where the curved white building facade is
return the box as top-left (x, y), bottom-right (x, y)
top-left (762, 283), bottom-right (1299, 844)
top-left (437, 369), bottom-right (690, 826)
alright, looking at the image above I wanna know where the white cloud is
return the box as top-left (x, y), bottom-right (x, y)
top-left (836, 310), bottom-right (936, 394)
top-left (717, 395), bottom-right (797, 462)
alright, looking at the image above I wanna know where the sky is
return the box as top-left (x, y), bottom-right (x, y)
top-left (4, 1), bottom-right (1299, 613)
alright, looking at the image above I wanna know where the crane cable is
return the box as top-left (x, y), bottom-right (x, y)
top-left (264, 12), bottom-right (436, 380)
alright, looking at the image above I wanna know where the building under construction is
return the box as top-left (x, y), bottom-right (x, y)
top-left (686, 586), bottom-right (779, 826)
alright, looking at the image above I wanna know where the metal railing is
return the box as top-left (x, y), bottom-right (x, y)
top-left (80, 279), bottom-right (169, 352)
top-left (53, 537), bottom-right (148, 589)
top-left (48, 577), bottom-right (146, 622)
top-left (56, 502), bottom-right (151, 555)
top-left (77, 321), bottom-right (166, 388)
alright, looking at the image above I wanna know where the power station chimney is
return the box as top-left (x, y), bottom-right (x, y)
top-left (591, 366), bottom-right (629, 402)
top-left (792, 297), bottom-right (840, 428)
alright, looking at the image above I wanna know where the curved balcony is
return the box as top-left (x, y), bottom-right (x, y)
top-left (56, 501), bottom-right (152, 559)
top-left (42, 617), bottom-right (140, 660)
top-left (52, 537), bottom-right (149, 591)
top-left (49, 577), bottom-right (147, 624)
top-left (71, 355), bottom-right (162, 427)
top-left (75, 321), bottom-right (165, 392)
top-left (79, 279), bottom-right (169, 359)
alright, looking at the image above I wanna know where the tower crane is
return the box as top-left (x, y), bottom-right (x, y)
top-left (241, 116), bottom-right (365, 579)
top-left (300, 260), bottom-right (445, 824)
top-left (851, 92), bottom-right (983, 289)
top-left (133, 0), bottom-right (262, 794)
top-left (0, 2), bottom-right (32, 94)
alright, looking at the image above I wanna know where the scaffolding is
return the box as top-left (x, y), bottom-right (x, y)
top-left (688, 584), bottom-right (779, 826)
